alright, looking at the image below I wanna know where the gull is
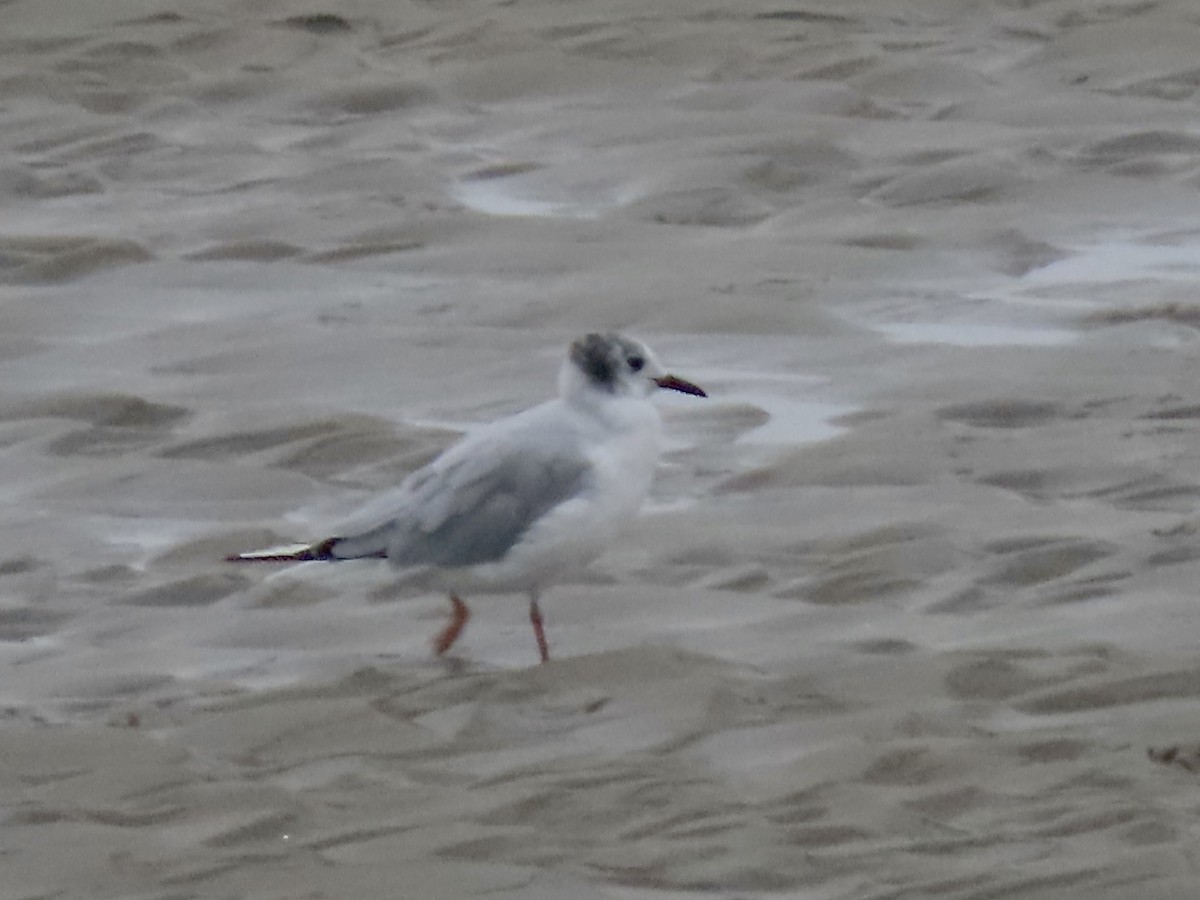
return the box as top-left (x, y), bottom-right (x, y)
top-left (227, 332), bottom-right (706, 663)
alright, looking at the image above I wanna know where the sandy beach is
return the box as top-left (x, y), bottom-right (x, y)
top-left (4, 0), bottom-right (1200, 897)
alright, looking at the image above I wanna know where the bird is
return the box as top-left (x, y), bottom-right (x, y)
top-left (226, 332), bottom-right (706, 664)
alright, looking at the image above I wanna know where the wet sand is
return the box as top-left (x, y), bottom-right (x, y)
top-left (5, 1), bottom-right (1200, 897)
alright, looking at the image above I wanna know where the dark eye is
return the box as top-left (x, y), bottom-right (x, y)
top-left (626, 355), bottom-right (645, 372)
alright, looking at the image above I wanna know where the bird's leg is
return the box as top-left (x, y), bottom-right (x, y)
top-left (528, 591), bottom-right (550, 663)
top-left (433, 594), bottom-right (470, 656)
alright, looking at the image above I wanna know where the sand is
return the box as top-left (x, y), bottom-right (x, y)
top-left (4, 0), bottom-right (1200, 897)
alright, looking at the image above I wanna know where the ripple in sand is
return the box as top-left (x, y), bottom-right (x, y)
top-left (627, 186), bottom-right (774, 227)
top-left (2, 392), bottom-right (188, 457)
top-left (124, 573), bottom-right (251, 608)
top-left (1077, 130), bottom-right (1200, 167)
top-left (304, 80), bottom-right (435, 115)
top-left (279, 13), bottom-right (353, 34)
top-left (867, 156), bottom-right (1026, 207)
top-left (0, 607), bottom-right (72, 642)
top-left (1017, 667), bottom-right (1200, 715)
top-left (454, 177), bottom-right (617, 219)
top-left (185, 240), bottom-right (304, 262)
top-left (0, 235), bottom-right (152, 283)
top-left (979, 537), bottom-right (1115, 588)
top-left (0, 163), bottom-right (103, 199)
top-left (3, 393), bottom-right (189, 429)
top-left (937, 399), bottom-right (1059, 429)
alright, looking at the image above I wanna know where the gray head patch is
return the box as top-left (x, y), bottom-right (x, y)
top-left (569, 332), bottom-right (622, 391)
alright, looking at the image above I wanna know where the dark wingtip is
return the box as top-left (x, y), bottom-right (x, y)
top-left (654, 374), bottom-right (707, 397)
top-left (223, 537), bottom-right (341, 563)
top-left (224, 551), bottom-right (306, 563)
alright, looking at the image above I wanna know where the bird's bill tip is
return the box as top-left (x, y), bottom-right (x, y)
top-left (654, 374), bottom-right (707, 397)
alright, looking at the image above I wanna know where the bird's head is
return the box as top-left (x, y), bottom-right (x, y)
top-left (562, 332), bottom-right (706, 400)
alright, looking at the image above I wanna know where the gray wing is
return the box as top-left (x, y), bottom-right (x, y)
top-left (391, 451), bottom-right (590, 567)
top-left (327, 418), bottom-right (592, 568)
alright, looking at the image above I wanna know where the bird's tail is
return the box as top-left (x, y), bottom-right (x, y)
top-left (225, 537), bottom-right (344, 563)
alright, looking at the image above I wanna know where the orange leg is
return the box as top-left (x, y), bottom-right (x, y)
top-left (433, 595), bottom-right (470, 656)
top-left (529, 593), bottom-right (549, 664)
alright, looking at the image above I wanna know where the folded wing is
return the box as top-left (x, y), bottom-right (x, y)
top-left (230, 416), bottom-right (593, 568)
